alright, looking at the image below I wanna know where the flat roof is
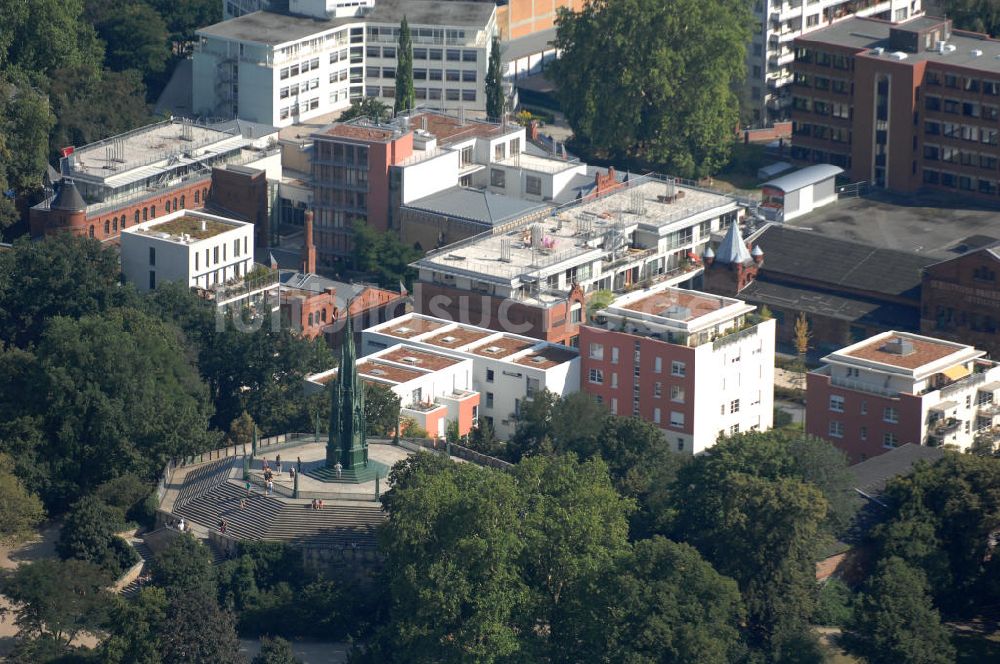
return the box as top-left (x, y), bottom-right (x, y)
top-left (799, 16), bottom-right (1000, 74)
top-left (320, 124), bottom-right (399, 142)
top-left (421, 327), bottom-right (494, 349)
top-left (495, 152), bottom-right (579, 174)
top-left (513, 346), bottom-right (577, 369)
top-left (69, 119), bottom-right (240, 183)
top-left (358, 360), bottom-right (427, 384)
top-left (382, 317), bottom-right (448, 339)
top-left (417, 177), bottom-right (739, 283)
top-left (378, 347), bottom-right (462, 372)
top-left (199, 0), bottom-right (494, 46)
top-left (403, 187), bottom-right (549, 227)
top-left (410, 112), bottom-right (510, 146)
top-left (131, 212), bottom-right (243, 242)
top-left (468, 336), bottom-right (536, 359)
top-left (617, 288), bottom-right (730, 321)
top-left (840, 332), bottom-right (970, 370)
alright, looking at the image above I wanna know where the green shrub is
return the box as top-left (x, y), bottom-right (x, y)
top-left (814, 578), bottom-right (854, 627)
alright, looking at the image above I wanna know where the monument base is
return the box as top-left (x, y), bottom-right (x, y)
top-left (305, 459), bottom-right (390, 484)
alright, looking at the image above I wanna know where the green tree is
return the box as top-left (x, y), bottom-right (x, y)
top-left (230, 411), bottom-right (260, 449)
top-left (394, 17), bottom-right (415, 115)
top-left (0, 77), bottom-right (55, 194)
top-left (365, 382), bottom-right (401, 437)
top-left (0, 452), bottom-right (46, 545)
top-left (253, 636), bottom-right (302, 664)
top-left (0, 308), bottom-right (216, 505)
top-left (847, 557), bottom-right (955, 664)
top-left (338, 97), bottom-right (391, 123)
top-left (813, 578), bottom-right (855, 627)
top-left (484, 35), bottom-right (504, 121)
top-left (100, 587), bottom-right (169, 664)
top-left (351, 219), bottom-right (419, 288)
top-left (550, 0), bottom-right (749, 178)
top-left (868, 453), bottom-right (1000, 615)
top-left (57, 494), bottom-right (138, 576)
top-left (93, 3), bottom-right (170, 75)
top-left (160, 589), bottom-right (244, 664)
top-left (150, 0), bottom-right (222, 47)
top-left (150, 533), bottom-right (216, 596)
top-left (599, 537), bottom-right (745, 664)
top-left (0, 558), bottom-right (112, 650)
top-left (0, 235), bottom-right (131, 347)
top-left (466, 416), bottom-right (502, 456)
top-left (506, 388), bottom-right (559, 461)
top-left (936, 0), bottom-right (1000, 35)
top-left (0, 0), bottom-right (103, 76)
top-left (669, 436), bottom-right (830, 658)
top-left (371, 457), bottom-right (529, 663)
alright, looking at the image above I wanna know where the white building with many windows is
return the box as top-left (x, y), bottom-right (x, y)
top-left (748, 0), bottom-right (920, 123)
top-left (194, 0), bottom-right (497, 126)
top-left (121, 210), bottom-right (255, 292)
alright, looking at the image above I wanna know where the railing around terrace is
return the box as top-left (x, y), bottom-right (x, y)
top-left (828, 376), bottom-right (899, 399)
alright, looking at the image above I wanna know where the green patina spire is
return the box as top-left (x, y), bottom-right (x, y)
top-left (327, 309), bottom-right (368, 472)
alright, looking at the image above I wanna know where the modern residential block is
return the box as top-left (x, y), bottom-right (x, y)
top-left (581, 283), bottom-right (776, 455)
top-left (121, 210), bottom-right (255, 292)
top-left (195, 0), bottom-right (497, 126)
top-left (791, 15), bottom-right (1000, 200)
top-left (360, 313), bottom-right (580, 440)
top-left (807, 331), bottom-right (1000, 461)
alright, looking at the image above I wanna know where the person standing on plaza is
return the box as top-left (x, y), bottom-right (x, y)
top-left (276, 454), bottom-right (282, 473)
top-left (335, 461), bottom-right (342, 479)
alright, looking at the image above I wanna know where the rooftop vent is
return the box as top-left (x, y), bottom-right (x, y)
top-left (531, 355), bottom-right (546, 364)
top-left (880, 337), bottom-right (915, 356)
top-left (401, 356), bottom-right (421, 364)
top-left (369, 368), bottom-right (386, 376)
top-left (972, 49), bottom-right (984, 57)
top-left (872, 46), bottom-right (885, 56)
top-left (443, 254), bottom-right (466, 261)
top-left (889, 51), bottom-right (908, 60)
top-left (662, 304), bottom-right (691, 320)
top-left (945, 43), bottom-right (957, 53)
top-left (393, 326), bottom-right (412, 334)
top-left (483, 345), bottom-right (502, 354)
top-left (440, 335), bottom-right (457, 343)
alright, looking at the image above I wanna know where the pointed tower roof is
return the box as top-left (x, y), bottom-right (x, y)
top-left (716, 222), bottom-right (751, 264)
top-left (51, 179), bottom-right (86, 212)
top-left (703, 245), bottom-right (715, 259)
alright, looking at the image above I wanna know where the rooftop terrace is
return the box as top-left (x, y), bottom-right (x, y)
top-left (358, 360), bottom-right (428, 385)
top-left (469, 336), bottom-right (536, 359)
top-left (495, 152), bottom-right (580, 174)
top-left (133, 213), bottom-right (240, 242)
top-left (422, 327), bottom-right (494, 349)
top-left (617, 288), bottom-right (729, 322)
top-left (513, 346), bottom-right (578, 369)
top-left (839, 332), bottom-right (975, 371)
top-left (382, 318), bottom-right (448, 339)
top-left (416, 176), bottom-right (740, 283)
top-left (378, 347), bottom-right (462, 372)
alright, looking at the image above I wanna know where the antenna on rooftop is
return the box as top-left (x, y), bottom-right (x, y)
top-left (458, 106), bottom-right (465, 126)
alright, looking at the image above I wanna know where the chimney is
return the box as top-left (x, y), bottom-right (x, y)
top-left (302, 210), bottom-right (317, 275)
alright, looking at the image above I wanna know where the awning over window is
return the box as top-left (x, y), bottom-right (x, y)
top-left (941, 365), bottom-right (970, 381)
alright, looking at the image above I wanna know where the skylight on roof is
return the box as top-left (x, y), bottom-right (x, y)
top-left (394, 326), bottom-right (412, 334)
top-left (531, 355), bottom-right (546, 364)
top-left (402, 356), bottom-right (421, 364)
top-left (440, 335), bottom-right (457, 343)
top-left (483, 346), bottom-right (502, 354)
top-left (369, 368), bottom-right (385, 376)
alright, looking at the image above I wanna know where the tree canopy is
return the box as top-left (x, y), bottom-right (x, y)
top-left (937, 0), bottom-right (1000, 35)
top-left (549, 0), bottom-right (750, 178)
top-left (394, 18), bottom-right (415, 115)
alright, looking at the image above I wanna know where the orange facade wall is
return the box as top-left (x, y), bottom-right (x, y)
top-left (498, 0), bottom-right (585, 40)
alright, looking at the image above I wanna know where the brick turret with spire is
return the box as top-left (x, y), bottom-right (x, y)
top-left (703, 221), bottom-right (759, 295)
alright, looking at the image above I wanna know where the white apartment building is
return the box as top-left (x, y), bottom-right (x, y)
top-left (195, 0), bottom-right (497, 127)
top-left (808, 331), bottom-right (1000, 461)
top-left (121, 210), bottom-right (256, 292)
top-left (749, 0), bottom-right (920, 123)
top-left (305, 343), bottom-right (480, 439)
top-left (582, 284), bottom-right (776, 454)
top-left (360, 313), bottom-right (580, 440)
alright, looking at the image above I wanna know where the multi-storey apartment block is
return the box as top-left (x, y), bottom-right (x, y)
top-left (581, 284), bottom-right (776, 454)
top-left (195, 0), bottom-right (497, 126)
top-left (359, 313), bottom-right (579, 440)
top-left (807, 331), bottom-right (1000, 461)
top-left (411, 176), bottom-right (745, 345)
top-left (790, 15), bottom-right (1000, 200)
top-left (749, 0), bottom-right (920, 124)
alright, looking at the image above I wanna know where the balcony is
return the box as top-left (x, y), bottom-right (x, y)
top-left (978, 402), bottom-right (1000, 418)
top-left (828, 375), bottom-right (899, 398)
top-left (931, 417), bottom-right (962, 435)
top-left (769, 50), bottom-right (796, 67)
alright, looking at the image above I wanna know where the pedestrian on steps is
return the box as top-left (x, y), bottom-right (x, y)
top-left (276, 454), bottom-right (282, 473)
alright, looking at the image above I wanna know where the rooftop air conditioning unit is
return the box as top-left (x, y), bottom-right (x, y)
top-left (972, 49), bottom-right (983, 57)
top-left (889, 51), bottom-right (908, 60)
top-left (872, 47), bottom-right (885, 56)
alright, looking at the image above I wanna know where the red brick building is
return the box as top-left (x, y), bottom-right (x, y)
top-left (921, 241), bottom-right (1000, 358)
top-left (791, 15), bottom-right (1000, 200)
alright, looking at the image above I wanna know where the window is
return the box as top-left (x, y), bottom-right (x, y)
top-left (671, 361), bottom-right (686, 377)
top-left (148, 271), bottom-right (155, 290)
top-left (490, 168), bottom-right (506, 188)
top-left (485, 392), bottom-right (494, 408)
top-left (860, 426), bottom-right (867, 440)
top-left (148, 247), bottom-right (156, 266)
top-left (828, 421), bottom-right (844, 438)
top-left (829, 395), bottom-right (845, 412)
top-left (494, 143), bottom-right (506, 160)
top-left (861, 400), bottom-right (868, 415)
top-left (883, 432), bottom-right (898, 449)
top-left (213, 246), bottom-right (219, 264)
top-left (571, 307), bottom-right (581, 323)
top-left (652, 407), bottom-right (661, 424)
top-left (846, 367), bottom-right (860, 378)
top-left (730, 399), bottom-right (740, 414)
top-left (670, 411), bottom-right (685, 427)
top-left (730, 424), bottom-right (740, 435)
top-left (462, 70), bottom-right (476, 82)
top-left (883, 407), bottom-right (898, 423)
top-left (610, 372), bottom-right (618, 388)
top-left (463, 50), bottom-right (477, 62)
top-left (671, 385), bottom-right (684, 403)
top-left (589, 368), bottom-right (604, 384)
top-left (654, 382), bottom-right (662, 398)
top-left (589, 343), bottom-right (604, 360)
top-left (104, 219), bottom-right (110, 234)
top-left (486, 369), bottom-right (495, 383)
top-left (135, 210), bottom-right (140, 224)
top-left (525, 175), bottom-right (542, 196)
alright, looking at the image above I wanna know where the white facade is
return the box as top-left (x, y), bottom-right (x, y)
top-left (121, 210), bottom-right (256, 292)
top-left (195, 3), bottom-right (497, 127)
top-left (361, 313), bottom-right (580, 440)
top-left (749, 0), bottom-right (920, 123)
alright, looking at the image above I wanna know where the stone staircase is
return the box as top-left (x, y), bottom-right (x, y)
top-left (119, 535), bottom-right (157, 599)
top-left (173, 480), bottom-right (384, 550)
top-left (173, 456), bottom-right (239, 509)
